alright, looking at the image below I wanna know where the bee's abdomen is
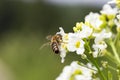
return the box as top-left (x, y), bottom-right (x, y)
top-left (51, 42), bottom-right (59, 54)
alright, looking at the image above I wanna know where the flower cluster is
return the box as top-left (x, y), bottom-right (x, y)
top-left (57, 5), bottom-right (115, 62)
top-left (56, 61), bottom-right (98, 80)
top-left (54, 0), bottom-right (120, 80)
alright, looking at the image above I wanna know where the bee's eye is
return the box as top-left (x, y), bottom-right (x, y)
top-left (60, 37), bottom-right (62, 40)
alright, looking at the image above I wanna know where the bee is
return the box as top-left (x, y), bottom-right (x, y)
top-left (40, 34), bottom-right (62, 54)
top-left (50, 34), bottom-right (62, 54)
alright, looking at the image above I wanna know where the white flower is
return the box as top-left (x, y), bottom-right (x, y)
top-left (85, 12), bottom-right (103, 30)
top-left (80, 24), bottom-right (93, 38)
top-left (59, 43), bottom-right (67, 63)
top-left (115, 19), bottom-right (120, 30)
top-left (87, 63), bottom-right (97, 73)
top-left (92, 29), bottom-right (112, 57)
top-left (76, 23), bottom-right (93, 38)
top-left (100, 4), bottom-right (117, 16)
top-left (57, 27), bottom-right (68, 63)
top-left (108, 0), bottom-right (120, 6)
top-left (93, 29), bottom-right (112, 43)
top-left (56, 61), bottom-right (95, 80)
top-left (57, 27), bottom-right (68, 43)
top-left (115, 13), bottom-right (120, 32)
top-left (117, 14), bottom-right (120, 19)
top-left (114, 19), bottom-right (120, 26)
top-left (92, 42), bottom-right (107, 57)
top-left (67, 33), bottom-right (85, 55)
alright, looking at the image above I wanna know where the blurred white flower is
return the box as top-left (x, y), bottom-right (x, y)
top-left (115, 19), bottom-right (120, 26)
top-left (115, 12), bottom-right (120, 32)
top-left (0, 59), bottom-right (14, 80)
top-left (85, 12), bottom-right (103, 30)
top-left (56, 61), bottom-right (95, 80)
top-left (115, 19), bottom-right (120, 32)
top-left (67, 33), bottom-right (85, 55)
top-left (100, 4), bottom-right (117, 16)
top-left (117, 14), bottom-right (120, 19)
top-left (92, 29), bottom-right (112, 57)
top-left (108, 0), bottom-right (120, 7)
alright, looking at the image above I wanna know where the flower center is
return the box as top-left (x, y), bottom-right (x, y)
top-left (75, 41), bottom-right (80, 48)
top-left (64, 34), bottom-right (68, 40)
top-left (70, 69), bottom-right (82, 80)
top-left (74, 69), bottom-right (82, 75)
top-left (61, 43), bottom-right (66, 49)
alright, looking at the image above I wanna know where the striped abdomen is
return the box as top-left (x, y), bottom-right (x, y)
top-left (51, 42), bottom-right (60, 54)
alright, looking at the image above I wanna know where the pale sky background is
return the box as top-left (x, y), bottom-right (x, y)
top-left (43, 0), bottom-right (111, 7)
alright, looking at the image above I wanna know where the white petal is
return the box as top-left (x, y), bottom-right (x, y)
top-left (76, 48), bottom-right (85, 55)
top-left (85, 12), bottom-right (103, 29)
top-left (57, 27), bottom-right (65, 36)
top-left (93, 29), bottom-right (112, 44)
top-left (79, 24), bottom-right (93, 38)
top-left (93, 51), bottom-right (99, 58)
top-left (67, 43), bottom-right (76, 52)
top-left (56, 61), bottom-right (96, 80)
top-left (60, 50), bottom-right (66, 63)
top-left (100, 4), bottom-right (117, 15)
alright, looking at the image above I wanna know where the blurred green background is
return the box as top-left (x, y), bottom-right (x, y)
top-left (0, 0), bottom-right (103, 80)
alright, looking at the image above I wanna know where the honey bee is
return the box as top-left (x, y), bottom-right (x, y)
top-left (50, 34), bottom-right (62, 54)
top-left (40, 34), bottom-right (62, 54)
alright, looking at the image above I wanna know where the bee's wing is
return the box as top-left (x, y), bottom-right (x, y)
top-left (46, 35), bottom-right (52, 40)
top-left (40, 42), bottom-right (50, 50)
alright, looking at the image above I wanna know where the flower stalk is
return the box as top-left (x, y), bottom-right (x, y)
top-left (110, 40), bottom-right (120, 64)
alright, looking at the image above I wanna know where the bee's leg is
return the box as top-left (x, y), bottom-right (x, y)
top-left (40, 42), bottom-right (50, 50)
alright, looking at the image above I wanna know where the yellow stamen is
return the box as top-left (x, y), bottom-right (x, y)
top-left (61, 44), bottom-right (66, 49)
top-left (73, 27), bottom-right (78, 32)
top-left (64, 34), bottom-right (68, 40)
top-left (75, 41), bottom-right (80, 48)
top-left (74, 69), bottom-right (82, 75)
top-left (76, 22), bottom-right (83, 30)
top-left (70, 69), bottom-right (82, 80)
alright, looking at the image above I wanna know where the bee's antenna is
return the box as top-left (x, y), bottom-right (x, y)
top-left (39, 42), bottom-right (50, 50)
top-left (46, 35), bottom-right (52, 40)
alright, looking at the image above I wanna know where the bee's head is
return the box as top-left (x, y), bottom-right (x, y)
top-left (56, 34), bottom-right (62, 42)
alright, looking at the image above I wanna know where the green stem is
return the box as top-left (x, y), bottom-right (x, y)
top-left (108, 71), bottom-right (113, 80)
top-left (93, 57), bottom-right (107, 80)
top-left (78, 60), bottom-right (97, 71)
top-left (105, 51), bottom-right (118, 64)
top-left (114, 32), bottom-right (120, 45)
top-left (86, 56), bottom-right (107, 80)
top-left (85, 39), bottom-right (107, 80)
top-left (119, 75), bottom-right (120, 80)
top-left (84, 39), bottom-right (92, 53)
top-left (110, 40), bottom-right (120, 64)
top-left (117, 69), bottom-right (120, 80)
top-left (108, 65), bottom-right (116, 71)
